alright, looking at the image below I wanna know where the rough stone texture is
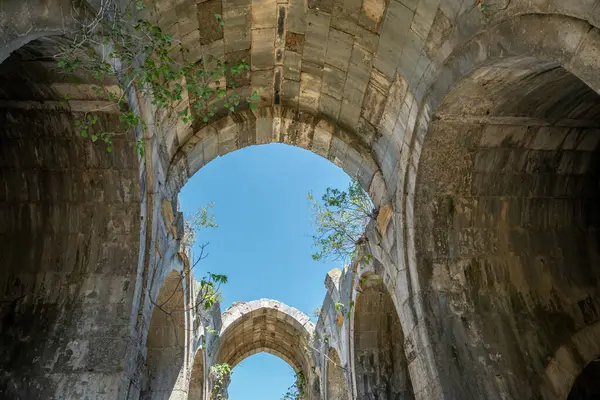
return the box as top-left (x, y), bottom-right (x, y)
top-left (200, 299), bottom-right (319, 399)
top-left (188, 348), bottom-right (204, 400)
top-left (141, 271), bottom-right (187, 400)
top-left (0, 35), bottom-right (141, 399)
top-left (354, 273), bottom-right (413, 399)
top-left (327, 348), bottom-right (349, 400)
top-left (2, 0), bottom-right (600, 399)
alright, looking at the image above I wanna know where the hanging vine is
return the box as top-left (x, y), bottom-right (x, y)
top-left (57, 0), bottom-right (260, 155)
top-left (210, 363), bottom-right (232, 400)
top-left (281, 372), bottom-right (306, 400)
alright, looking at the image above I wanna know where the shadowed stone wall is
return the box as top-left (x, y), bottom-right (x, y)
top-left (327, 348), bottom-right (349, 400)
top-left (0, 36), bottom-right (140, 398)
top-left (142, 270), bottom-right (188, 400)
top-left (414, 24), bottom-right (600, 399)
top-left (354, 273), bottom-right (413, 399)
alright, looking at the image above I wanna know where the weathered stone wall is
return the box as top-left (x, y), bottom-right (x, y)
top-left (142, 270), bottom-right (188, 400)
top-left (327, 348), bottom-right (348, 400)
top-left (313, 267), bottom-right (352, 399)
top-left (0, 35), bottom-right (141, 398)
top-left (354, 273), bottom-right (413, 399)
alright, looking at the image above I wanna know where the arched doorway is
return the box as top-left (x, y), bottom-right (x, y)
top-left (142, 270), bottom-right (187, 399)
top-left (189, 347), bottom-right (205, 399)
top-left (412, 14), bottom-right (600, 400)
top-left (353, 273), bottom-right (413, 399)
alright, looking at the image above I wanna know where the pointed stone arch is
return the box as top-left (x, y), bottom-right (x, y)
top-left (541, 322), bottom-right (600, 400)
top-left (210, 299), bottom-right (317, 397)
top-left (142, 270), bottom-right (188, 399)
top-left (166, 106), bottom-right (388, 208)
top-left (407, 13), bottom-right (600, 400)
top-left (189, 346), bottom-right (206, 400)
top-left (213, 299), bottom-right (314, 370)
top-left (352, 272), bottom-right (413, 399)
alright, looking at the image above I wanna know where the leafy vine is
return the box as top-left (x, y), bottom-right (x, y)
top-left (57, 0), bottom-right (260, 156)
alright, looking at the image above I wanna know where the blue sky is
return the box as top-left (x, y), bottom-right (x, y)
top-left (179, 143), bottom-right (351, 399)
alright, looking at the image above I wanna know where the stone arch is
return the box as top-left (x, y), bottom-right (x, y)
top-left (166, 106), bottom-right (388, 208)
top-left (211, 299), bottom-right (316, 396)
top-left (540, 322), bottom-right (600, 400)
top-left (352, 271), bottom-right (413, 399)
top-left (142, 270), bottom-right (188, 399)
top-left (189, 346), bottom-right (205, 400)
top-left (326, 347), bottom-right (349, 400)
top-left (214, 299), bottom-right (313, 370)
top-left (408, 13), bottom-right (600, 400)
top-left (567, 359), bottom-right (600, 400)
top-left (0, 34), bottom-right (140, 399)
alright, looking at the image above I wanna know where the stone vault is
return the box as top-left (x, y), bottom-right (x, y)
top-left (0, 0), bottom-right (600, 399)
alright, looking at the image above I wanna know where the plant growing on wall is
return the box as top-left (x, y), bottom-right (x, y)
top-left (476, 0), bottom-right (512, 19)
top-left (307, 179), bottom-right (377, 264)
top-left (311, 306), bottom-right (322, 321)
top-left (281, 372), bottom-right (306, 400)
top-left (57, 0), bottom-right (260, 155)
top-left (210, 363), bottom-right (233, 400)
top-left (183, 202), bottom-right (218, 248)
top-left (184, 203), bottom-right (228, 311)
top-left (152, 203), bottom-right (227, 316)
top-left (305, 332), bottom-right (350, 375)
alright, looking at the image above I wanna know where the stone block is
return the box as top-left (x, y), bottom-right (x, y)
top-left (252, 28), bottom-right (277, 70)
top-left (324, 29), bottom-right (353, 72)
top-left (303, 10), bottom-right (331, 66)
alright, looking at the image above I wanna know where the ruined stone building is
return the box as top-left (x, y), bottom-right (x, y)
top-left (1, 0), bottom-right (600, 398)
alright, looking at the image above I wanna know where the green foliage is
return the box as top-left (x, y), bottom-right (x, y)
top-left (281, 372), bottom-right (305, 400)
top-left (206, 327), bottom-right (218, 335)
top-left (198, 272), bottom-right (228, 310)
top-left (311, 306), bottom-right (321, 320)
top-left (182, 203), bottom-right (227, 310)
top-left (477, 0), bottom-right (492, 18)
top-left (307, 179), bottom-right (376, 263)
top-left (211, 362), bottom-right (232, 377)
top-left (211, 363), bottom-right (232, 400)
top-left (334, 300), bottom-right (355, 319)
top-left (58, 1), bottom-right (260, 156)
top-left (183, 202), bottom-right (218, 248)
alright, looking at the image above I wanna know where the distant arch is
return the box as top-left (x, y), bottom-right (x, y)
top-left (213, 299), bottom-right (314, 372)
top-left (541, 322), bottom-right (600, 399)
top-left (189, 346), bottom-right (205, 400)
